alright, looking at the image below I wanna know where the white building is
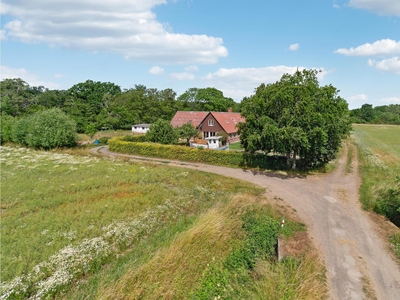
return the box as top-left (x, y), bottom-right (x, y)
top-left (132, 124), bottom-right (150, 134)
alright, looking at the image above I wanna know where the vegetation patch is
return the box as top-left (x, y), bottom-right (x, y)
top-left (352, 124), bottom-right (400, 257)
top-left (97, 195), bottom-right (326, 300)
top-left (109, 136), bottom-right (292, 171)
top-left (0, 146), bottom-right (261, 299)
top-left (390, 233), bottom-right (400, 259)
top-left (0, 146), bottom-right (326, 299)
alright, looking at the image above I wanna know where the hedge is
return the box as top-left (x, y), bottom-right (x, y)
top-left (108, 137), bottom-right (287, 170)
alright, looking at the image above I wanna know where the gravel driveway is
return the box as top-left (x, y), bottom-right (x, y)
top-left (93, 145), bottom-right (400, 299)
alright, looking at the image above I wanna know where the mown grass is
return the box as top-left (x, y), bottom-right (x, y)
top-left (228, 142), bottom-right (243, 151)
top-left (352, 124), bottom-right (400, 257)
top-left (1, 146), bottom-right (326, 299)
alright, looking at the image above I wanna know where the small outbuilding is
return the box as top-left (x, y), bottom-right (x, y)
top-left (132, 124), bottom-right (151, 134)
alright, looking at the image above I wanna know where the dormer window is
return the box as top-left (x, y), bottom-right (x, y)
top-left (208, 119), bottom-right (214, 126)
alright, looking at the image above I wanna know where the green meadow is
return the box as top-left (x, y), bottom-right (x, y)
top-left (352, 124), bottom-right (400, 257)
top-left (0, 146), bottom-right (326, 299)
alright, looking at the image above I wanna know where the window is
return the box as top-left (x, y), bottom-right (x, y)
top-left (208, 119), bottom-right (214, 126)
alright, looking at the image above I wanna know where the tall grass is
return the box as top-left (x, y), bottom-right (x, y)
top-left (1, 146), bottom-right (326, 299)
top-left (352, 125), bottom-right (400, 211)
top-left (0, 146), bottom-right (261, 298)
top-left (352, 124), bottom-right (400, 257)
top-left (98, 195), bottom-right (326, 300)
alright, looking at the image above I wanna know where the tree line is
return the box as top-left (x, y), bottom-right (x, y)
top-left (1, 72), bottom-right (397, 170)
top-left (0, 78), bottom-right (240, 133)
top-left (350, 103), bottom-right (400, 125)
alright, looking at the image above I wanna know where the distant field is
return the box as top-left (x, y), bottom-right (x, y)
top-left (351, 124), bottom-right (400, 257)
top-left (0, 146), bottom-right (325, 299)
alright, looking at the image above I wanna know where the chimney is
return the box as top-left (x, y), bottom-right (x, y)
top-left (228, 107), bottom-right (232, 113)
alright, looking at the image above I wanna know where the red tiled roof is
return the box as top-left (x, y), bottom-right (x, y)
top-left (170, 111), bottom-right (208, 128)
top-left (210, 112), bottom-right (245, 134)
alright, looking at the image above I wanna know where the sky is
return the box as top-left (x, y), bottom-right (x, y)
top-left (1, 0), bottom-right (399, 109)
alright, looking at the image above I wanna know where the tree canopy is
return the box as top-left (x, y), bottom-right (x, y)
top-left (238, 69), bottom-right (351, 169)
top-left (176, 123), bottom-right (199, 146)
top-left (177, 87), bottom-right (238, 112)
top-left (146, 119), bottom-right (177, 145)
top-left (350, 103), bottom-right (400, 124)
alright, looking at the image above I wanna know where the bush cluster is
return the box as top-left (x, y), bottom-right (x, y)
top-left (375, 176), bottom-right (400, 226)
top-left (120, 134), bottom-right (147, 143)
top-left (1, 108), bottom-right (77, 149)
top-left (192, 209), bottom-right (281, 299)
top-left (109, 137), bottom-right (288, 170)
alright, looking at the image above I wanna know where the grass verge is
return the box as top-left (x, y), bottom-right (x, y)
top-left (351, 124), bottom-right (400, 259)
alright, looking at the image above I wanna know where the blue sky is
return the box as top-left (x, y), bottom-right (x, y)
top-left (1, 0), bottom-right (399, 109)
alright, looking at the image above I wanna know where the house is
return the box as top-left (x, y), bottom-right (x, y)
top-left (170, 111), bottom-right (209, 129)
top-left (199, 110), bottom-right (244, 143)
top-left (170, 109), bottom-right (244, 143)
top-left (132, 124), bottom-right (151, 134)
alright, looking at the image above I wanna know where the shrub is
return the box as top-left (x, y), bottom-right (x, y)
top-left (146, 119), bottom-right (177, 145)
top-left (11, 108), bottom-right (77, 149)
top-left (12, 116), bottom-right (31, 145)
top-left (85, 123), bottom-right (98, 138)
top-left (375, 176), bottom-right (400, 226)
top-left (175, 123), bottom-right (199, 146)
top-left (0, 114), bottom-right (16, 144)
top-left (98, 137), bottom-right (110, 144)
top-left (121, 134), bottom-right (147, 142)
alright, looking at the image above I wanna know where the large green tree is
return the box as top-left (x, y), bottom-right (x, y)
top-left (64, 80), bottom-right (121, 132)
top-left (238, 69), bottom-right (351, 169)
top-left (176, 87), bottom-right (237, 112)
top-left (0, 78), bottom-right (45, 116)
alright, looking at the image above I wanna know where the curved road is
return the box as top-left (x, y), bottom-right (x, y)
top-left (93, 145), bottom-right (400, 300)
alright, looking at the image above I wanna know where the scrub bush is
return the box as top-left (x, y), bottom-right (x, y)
top-left (11, 108), bottom-right (77, 149)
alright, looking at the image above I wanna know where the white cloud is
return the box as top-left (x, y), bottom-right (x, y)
top-left (347, 0), bottom-right (400, 16)
top-left (148, 66), bottom-right (164, 75)
top-left (368, 57), bottom-right (400, 74)
top-left (380, 97), bottom-right (400, 104)
top-left (348, 94), bottom-right (368, 102)
top-left (184, 65), bottom-right (199, 72)
top-left (53, 73), bottom-right (65, 78)
top-left (0, 30), bottom-right (6, 40)
top-left (170, 72), bottom-right (195, 80)
top-left (288, 43), bottom-right (299, 51)
top-left (335, 39), bottom-right (400, 56)
top-left (0, 65), bottom-right (60, 89)
top-left (1, 0), bottom-right (228, 64)
top-left (203, 66), bottom-right (329, 101)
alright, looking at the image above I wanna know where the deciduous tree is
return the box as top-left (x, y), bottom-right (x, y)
top-left (176, 123), bottom-right (199, 146)
top-left (238, 69), bottom-right (351, 169)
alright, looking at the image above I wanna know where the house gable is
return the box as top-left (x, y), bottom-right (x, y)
top-left (200, 113), bottom-right (224, 134)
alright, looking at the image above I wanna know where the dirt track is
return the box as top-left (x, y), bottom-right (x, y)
top-left (93, 145), bottom-right (400, 299)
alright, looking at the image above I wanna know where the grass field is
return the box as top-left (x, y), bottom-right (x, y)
top-left (228, 142), bottom-right (244, 151)
top-left (0, 146), bottom-right (326, 299)
top-left (351, 124), bottom-right (400, 258)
